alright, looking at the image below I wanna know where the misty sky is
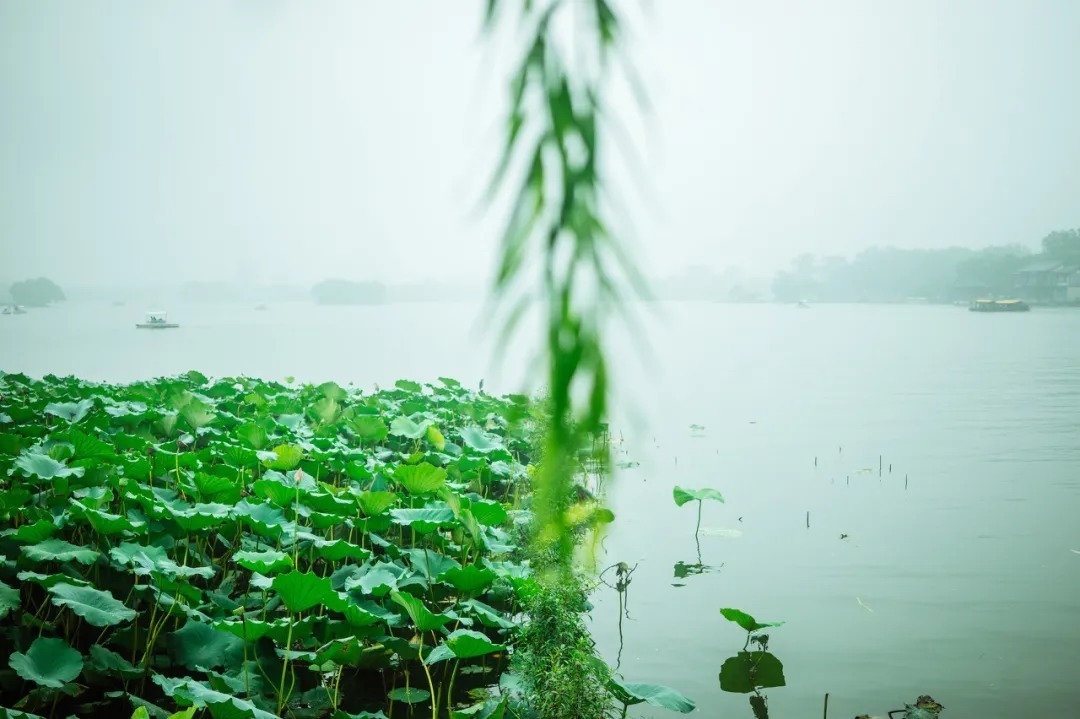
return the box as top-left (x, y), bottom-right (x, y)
top-left (2, 1), bottom-right (1078, 288)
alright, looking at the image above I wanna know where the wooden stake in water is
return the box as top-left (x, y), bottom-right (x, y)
top-left (846, 475), bottom-right (849, 486)
top-left (879, 455), bottom-right (882, 476)
top-left (905, 474), bottom-right (909, 490)
top-left (806, 511), bottom-right (810, 529)
top-left (889, 463), bottom-right (892, 474)
top-left (814, 456), bottom-right (818, 467)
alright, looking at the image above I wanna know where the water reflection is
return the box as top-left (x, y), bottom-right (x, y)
top-left (600, 561), bottom-right (638, 670)
top-left (671, 534), bottom-right (722, 587)
top-left (718, 633), bottom-right (786, 718)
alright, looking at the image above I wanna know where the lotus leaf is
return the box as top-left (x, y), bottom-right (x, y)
top-left (672, 486), bottom-right (725, 507)
top-left (49, 583), bottom-right (137, 626)
top-left (608, 678), bottom-right (696, 712)
top-left (720, 608), bottom-right (784, 633)
top-left (9, 636), bottom-right (83, 688)
top-left (390, 590), bottom-right (450, 632)
top-left (23, 539), bottom-right (99, 565)
top-left (44, 399), bottom-right (94, 423)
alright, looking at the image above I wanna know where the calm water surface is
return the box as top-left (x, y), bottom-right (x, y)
top-left (3, 301), bottom-right (1079, 716)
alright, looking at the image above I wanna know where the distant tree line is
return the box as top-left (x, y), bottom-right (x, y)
top-left (771, 228), bottom-right (1079, 303)
top-left (310, 279), bottom-right (386, 305)
top-left (7, 277), bottom-right (65, 307)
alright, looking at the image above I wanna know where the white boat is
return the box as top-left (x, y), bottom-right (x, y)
top-left (136, 311), bottom-right (179, 329)
top-left (2, 305), bottom-right (27, 315)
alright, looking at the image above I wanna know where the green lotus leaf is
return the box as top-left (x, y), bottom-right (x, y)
top-left (425, 629), bottom-right (505, 665)
top-left (262, 443), bottom-right (304, 471)
top-left (169, 502), bottom-right (232, 532)
top-left (171, 620), bottom-right (244, 670)
top-left (44, 399), bottom-right (94, 423)
top-left (468, 499), bottom-right (508, 527)
top-left (87, 644), bottom-right (142, 679)
top-left (252, 478), bottom-right (300, 506)
top-left (13, 451), bottom-right (84, 480)
top-left (311, 538), bottom-right (371, 563)
top-left (673, 486), bottom-right (725, 507)
top-left (459, 426), bottom-right (504, 453)
top-left (719, 608), bottom-right (784, 633)
top-left (345, 564), bottom-right (404, 597)
top-left (439, 565), bottom-right (496, 593)
top-left (394, 379), bottom-right (422, 393)
top-left (236, 422), bottom-right (270, 450)
top-left (179, 399), bottom-right (215, 430)
top-left (72, 501), bottom-right (147, 535)
top-left (157, 677), bottom-right (279, 719)
top-left (342, 599), bottom-right (384, 628)
top-left (718, 651), bottom-right (786, 693)
top-left (234, 548), bottom-right (293, 574)
top-left (62, 428), bottom-right (114, 459)
top-left (304, 491), bottom-right (355, 515)
top-left (389, 415), bottom-right (431, 440)
top-left (390, 590), bottom-right (450, 632)
top-left (317, 380), bottom-right (348, 401)
top-left (387, 687), bottom-right (430, 705)
top-left (9, 637), bottom-right (83, 688)
top-left (23, 539), bottom-right (100, 565)
top-left (0, 580), bottom-right (19, 619)
top-left (349, 415), bottom-right (389, 443)
top-left (393, 463), bottom-right (447, 494)
top-left (194, 472), bottom-right (243, 503)
top-left (309, 396), bottom-right (342, 425)
top-left (16, 571), bottom-right (92, 589)
top-left (357, 490), bottom-right (398, 516)
top-left (607, 679), bottom-right (696, 713)
top-left (458, 598), bottom-right (516, 629)
top-left (404, 548), bottom-right (460, 579)
top-left (425, 424), bottom-right (446, 450)
top-left (389, 507), bottom-right (456, 531)
top-left (2, 519), bottom-right (57, 543)
top-left (272, 570), bottom-right (342, 613)
top-left (314, 636), bottom-right (366, 666)
top-left (49, 583), bottom-right (136, 626)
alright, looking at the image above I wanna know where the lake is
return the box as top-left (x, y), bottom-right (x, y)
top-left (3, 300), bottom-right (1079, 716)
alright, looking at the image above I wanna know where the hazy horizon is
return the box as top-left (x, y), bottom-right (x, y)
top-left (2, 1), bottom-right (1078, 289)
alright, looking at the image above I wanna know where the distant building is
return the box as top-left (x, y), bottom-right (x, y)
top-left (1014, 261), bottom-right (1080, 304)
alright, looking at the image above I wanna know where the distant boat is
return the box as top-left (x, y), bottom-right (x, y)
top-left (136, 311), bottom-right (179, 329)
top-left (795, 300), bottom-right (810, 308)
top-left (254, 304), bottom-right (268, 311)
top-left (2, 305), bottom-right (27, 315)
top-left (969, 299), bottom-right (1030, 313)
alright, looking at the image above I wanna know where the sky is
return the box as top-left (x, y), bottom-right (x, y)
top-left (1, 0), bottom-right (1078, 288)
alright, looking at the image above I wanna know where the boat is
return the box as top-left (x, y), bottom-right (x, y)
top-left (795, 300), bottom-right (810, 308)
top-left (2, 305), bottom-right (27, 315)
top-left (969, 299), bottom-right (1030, 313)
top-left (254, 304), bottom-right (268, 311)
top-left (136, 311), bottom-right (179, 329)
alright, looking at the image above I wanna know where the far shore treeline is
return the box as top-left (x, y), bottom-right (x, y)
top-left (6, 228), bottom-right (1078, 308)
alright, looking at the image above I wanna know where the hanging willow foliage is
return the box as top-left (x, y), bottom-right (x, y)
top-left (483, 0), bottom-right (645, 578)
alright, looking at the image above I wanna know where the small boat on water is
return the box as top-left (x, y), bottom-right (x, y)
top-left (969, 299), bottom-right (1030, 313)
top-left (795, 300), bottom-right (810, 308)
top-left (2, 305), bottom-right (27, 315)
top-left (136, 311), bottom-right (179, 329)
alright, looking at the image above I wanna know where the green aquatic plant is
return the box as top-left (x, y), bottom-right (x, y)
top-left (0, 371), bottom-right (537, 718)
top-left (673, 486), bottom-right (725, 537)
top-left (718, 608), bottom-right (787, 718)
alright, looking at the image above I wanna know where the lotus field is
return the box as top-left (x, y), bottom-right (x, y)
top-left (0, 371), bottom-right (546, 718)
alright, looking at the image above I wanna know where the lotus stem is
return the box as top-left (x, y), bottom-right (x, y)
top-left (420, 645), bottom-right (439, 719)
top-left (277, 612), bottom-right (296, 714)
top-left (695, 500), bottom-right (702, 537)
